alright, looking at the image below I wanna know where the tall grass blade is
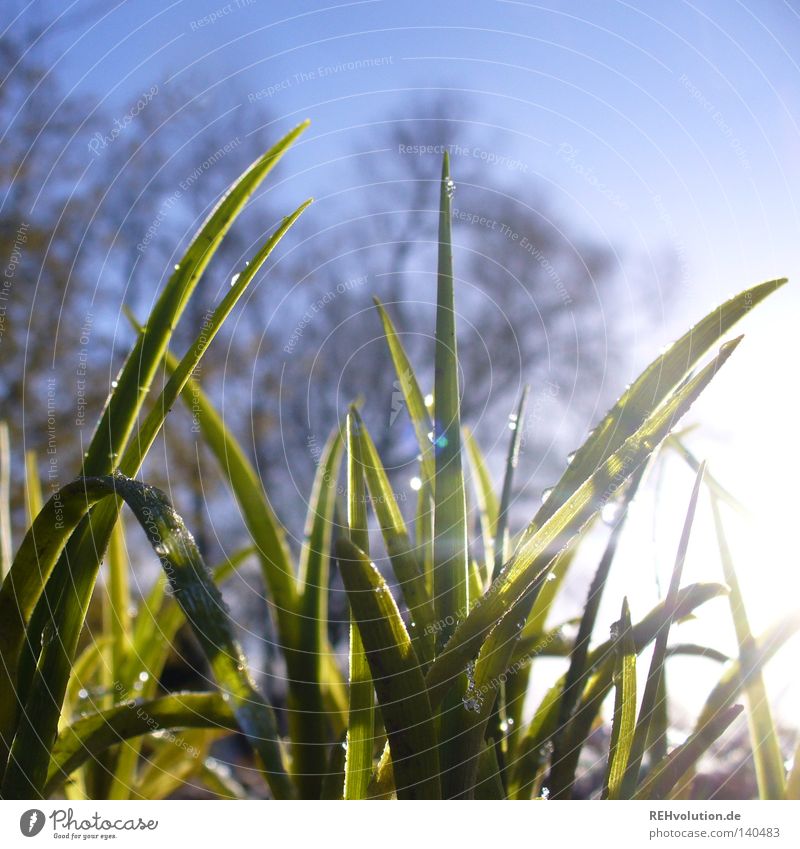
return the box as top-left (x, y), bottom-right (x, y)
top-left (464, 429), bottom-right (499, 582)
top-left (45, 692), bottom-right (236, 796)
top-left (23, 450), bottom-right (43, 528)
top-left (374, 297), bottom-right (436, 487)
top-left (0, 422), bottom-right (11, 580)
top-left (549, 465), bottom-right (645, 794)
top-left (602, 598), bottom-right (636, 799)
top-left (292, 425), bottom-right (344, 798)
top-left (343, 411), bottom-right (375, 800)
top-left (634, 705), bottom-right (744, 800)
top-left (493, 386), bottom-right (529, 581)
top-left (349, 409), bottom-right (435, 661)
top-left (335, 538), bottom-right (440, 799)
top-left (710, 496), bottom-right (786, 799)
top-left (431, 152), bottom-right (472, 798)
top-left (620, 463), bottom-right (705, 798)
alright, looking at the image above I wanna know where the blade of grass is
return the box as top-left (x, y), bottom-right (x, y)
top-left (786, 741), bottom-right (800, 800)
top-left (493, 386), bottom-right (529, 582)
top-left (349, 409), bottom-right (435, 662)
top-left (602, 598), bottom-right (637, 799)
top-left (549, 465), bottom-right (645, 790)
top-left (432, 152), bottom-right (473, 798)
top-left (85, 122), bottom-right (309, 477)
top-left (335, 537), bottom-right (440, 799)
top-left (464, 428), bottom-right (499, 582)
top-left (634, 705), bottom-right (744, 800)
top-left (373, 297), bottom-right (435, 487)
top-left (343, 410), bottom-right (375, 800)
top-left (23, 450), bottom-right (43, 528)
top-left (44, 692), bottom-right (237, 796)
top-left (695, 611), bottom-right (800, 739)
top-left (517, 280), bottom-right (785, 550)
top-left (0, 423), bottom-right (11, 581)
top-left (710, 495), bottom-right (785, 799)
top-left (291, 425), bottom-right (344, 798)
top-left (619, 463), bottom-right (706, 798)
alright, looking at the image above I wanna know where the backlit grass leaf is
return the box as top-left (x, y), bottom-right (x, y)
top-left (334, 537), bottom-right (440, 799)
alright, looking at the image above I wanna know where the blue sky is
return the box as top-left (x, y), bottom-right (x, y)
top-left (18, 0), bottom-right (800, 714)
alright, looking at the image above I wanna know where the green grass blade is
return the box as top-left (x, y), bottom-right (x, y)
top-left (464, 428), bottom-right (499, 581)
top-left (695, 611), bottom-right (800, 740)
top-left (0, 422), bottom-right (11, 580)
top-left (44, 692), bottom-right (236, 796)
top-left (432, 150), bottom-right (469, 650)
top-left (426, 341), bottom-right (740, 706)
top-left (711, 496), bottom-right (785, 799)
top-left (335, 537), bottom-right (440, 799)
top-left (121, 199), bottom-right (311, 480)
top-left (169, 354), bottom-right (297, 632)
top-left (548, 465), bottom-right (645, 791)
top-left (291, 425), bottom-right (344, 798)
top-left (493, 387), bottom-right (529, 581)
top-left (518, 280), bottom-right (785, 546)
top-left (84, 122), bottom-right (309, 477)
top-left (432, 152), bottom-right (472, 798)
top-left (23, 450), bottom-right (43, 528)
top-left (349, 409), bottom-right (435, 662)
top-left (620, 463), bottom-right (705, 798)
top-left (787, 741), bottom-right (800, 800)
top-left (343, 410), bottom-right (375, 801)
top-left (374, 297), bottom-right (436, 487)
top-left (105, 514), bottom-right (131, 686)
top-left (109, 546), bottom-right (254, 799)
top-left (475, 741), bottom-right (506, 799)
top-left (602, 598), bottom-right (637, 800)
top-left (634, 705), bottom-right (744, 800)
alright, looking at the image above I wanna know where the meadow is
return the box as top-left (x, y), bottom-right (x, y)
top-left (0, 122), bottom-right (795, 801)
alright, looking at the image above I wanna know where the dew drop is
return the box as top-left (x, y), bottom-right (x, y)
top-left (540, 786), bottom-right (550, 800)
top-left (154, 543), bottom-right (168, 557)
top-left (424, 393), bottom-right (434, 407)
top-left (546, 572), bottom-right (557, 583)
top-left (111, 380), bottom-right (118, 389)
top-left (138, 671), bottom-right (150, 683)
top-left (230, 273), bottom-right (241, 287)
top-left (342, 740), bottom-right (348, 751)
top-left (499, 721), bottom-right (509, 733)
top-left (409, 476), bottom-right (422, 491)
top-left (601, 502), bottom-right (623, 526)
top-left (78, 688), bottom-right (89, 700)
top-left (541, 487), bottom-right (553, 504)
top-left (174, 264), bottom-right (180, 271)
top-left (566, 450), bottom-right (577, 464)
top-left (427, 430), bottom-right (435, 444)
top-left (445, 177), bottom-right (456, 199)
